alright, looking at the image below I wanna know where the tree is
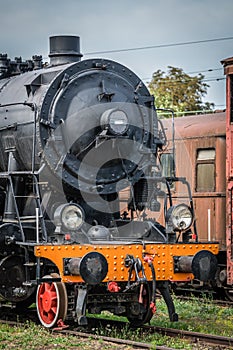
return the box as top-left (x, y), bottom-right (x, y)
top-left (148, 66), bottom-right (215, 116)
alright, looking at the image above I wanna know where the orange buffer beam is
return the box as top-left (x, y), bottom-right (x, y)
top-left (34, 242), bottom-right (219, 284)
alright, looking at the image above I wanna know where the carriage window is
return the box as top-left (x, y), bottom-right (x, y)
top-left (196, 149), bottom-right (215, 192)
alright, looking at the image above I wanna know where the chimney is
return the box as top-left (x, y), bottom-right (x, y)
top-left (49, 35), bottom-right (82, 66)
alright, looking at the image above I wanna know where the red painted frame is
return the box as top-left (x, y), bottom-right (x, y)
top-left (222, 58), bottom-right (233, 285)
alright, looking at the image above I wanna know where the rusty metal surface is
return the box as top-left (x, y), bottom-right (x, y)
top-left (161, 112), bottom-right (226, 251)
top-left (225, 71), bottom-right (233, 285)
top-left (221, 56), bottom-right (233, 74)
top-left (161, 112), bottom-right (226, 140)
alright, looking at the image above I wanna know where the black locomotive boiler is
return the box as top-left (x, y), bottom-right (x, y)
top-left (0, 36), bottom-right (219, 328)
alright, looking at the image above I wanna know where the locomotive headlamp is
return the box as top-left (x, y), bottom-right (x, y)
top-left (166, 204), bottom-right (193, 231)
top-left (61, 204), bottom-right (84, 230)
top-left (101, 108), bottom-right (129, 135)
top-left (54, 204), bottom-right (84, 231)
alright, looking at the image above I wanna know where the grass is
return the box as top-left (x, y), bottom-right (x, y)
top-left (0, 321), bottom-right (121, 350)
top-left (92, 294), bottom-right (233, 349)
top-left (152, 294), bottom-right (233, 336)
top-left (0, 295), bottom-right (233, 349)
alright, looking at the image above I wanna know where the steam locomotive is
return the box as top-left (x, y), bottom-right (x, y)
top-left (0, 36), bottom-right (219, 328)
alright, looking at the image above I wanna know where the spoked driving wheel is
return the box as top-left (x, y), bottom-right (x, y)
top-left (36, 273), bottom-right (68, 328)
top-left (127, 283), bottom-right (154, 327)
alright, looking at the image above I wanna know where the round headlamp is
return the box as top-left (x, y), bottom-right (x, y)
top-left (61, 204), bottom-right (84, 230)
top-left (54, 204), bottom-right (84, 231)
top-left (101, 108), bottom-right (128, 135)
top-left (166, 204), bottom-right (193, 231)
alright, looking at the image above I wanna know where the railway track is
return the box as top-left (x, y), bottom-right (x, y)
top-left (174, 294), bottom-right (233, 307)
top-left (145, 324), bottom-right (233, 347)
top-left (154, 289), bottom-right (233, 310)
top-left (86, 317), bottom-right (233, 348)
top-left (0, 309), bottom-right (232, 349)
top-left (0, 318), bottom-right (174, 350)
top-left (55, 328), bottom-right (175, 350)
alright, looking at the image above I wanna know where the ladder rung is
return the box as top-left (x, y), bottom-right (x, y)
top-left (19, 215), bottom-right (43, 220)
top-left (14, 195), bottom-right (39, 198)
top-left (24, 262), bottom-right (36, 266)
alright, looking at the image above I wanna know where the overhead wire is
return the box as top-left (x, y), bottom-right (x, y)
top-left (84, 36), bottom-right (229, 89)
top-left (142, 68), bottom-right (224, 82)
top-left (186, 68), bottom-right (222, 75)
top-left (146, 76), bottom-right (226, 85)
top-left (84, 36), bottom-right (233, 55)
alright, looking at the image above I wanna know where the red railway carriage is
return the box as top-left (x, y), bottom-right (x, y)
top-left (161, 109), bottom-right (233, 298)
top-left (222, 56), bottom-right (233, 289)
top-left (160, 55), bottom-right (233, 300)
top-left (162, 112), bottom-right (226, 245)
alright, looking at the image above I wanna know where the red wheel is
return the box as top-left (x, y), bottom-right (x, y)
top-left (36, 274), bottom-right (68, 328)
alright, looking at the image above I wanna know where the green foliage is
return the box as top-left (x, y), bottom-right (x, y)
top-left (148, 66), bottom-right (215, 116)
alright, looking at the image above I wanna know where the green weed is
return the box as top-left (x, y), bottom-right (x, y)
top-left (0, 295), bottom-right (233, 349)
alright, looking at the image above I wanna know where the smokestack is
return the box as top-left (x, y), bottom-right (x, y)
top-left (49, 35), bottom-right (82, 66)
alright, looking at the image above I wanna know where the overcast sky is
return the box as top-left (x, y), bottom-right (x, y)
top-left (1, 0), bottom-right (233, 108)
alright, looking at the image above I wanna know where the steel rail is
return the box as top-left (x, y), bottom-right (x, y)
top-left (0, 318), bottom-right (174, 350)
top-left (0, 312), bottom-right (232, 348)
top-left (54, 329), bottom-right (175, 350)
top-left (87, 317), bottom-right (233, 348)
top-left (146, 325), bottom-right (233, 347)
